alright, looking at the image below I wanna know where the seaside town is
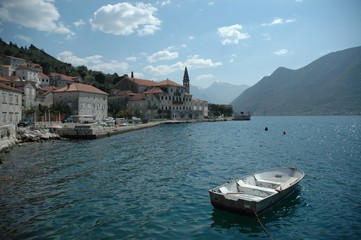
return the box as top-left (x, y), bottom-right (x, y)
top-left (0, 55), bottom-right (213, 152)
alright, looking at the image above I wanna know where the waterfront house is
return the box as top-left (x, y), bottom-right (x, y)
top-left (119, 68), bottom-right (208, 120)
top-left (0, 82), bottom-right (23, 126)
top-left (38, 72), bottom-right (50, 88)
top-left (3, 56), bottom-right (26, 76)
top-left (49, 73), bottom-right (82, 88)
top-left (35, 86), bottom-right (58, 107)
top-left (53, 83), bottom-right (108, 121)
top-left (15, 65), bottom-right (40, 87)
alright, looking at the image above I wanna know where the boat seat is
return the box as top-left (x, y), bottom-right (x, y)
top-left (276, 177), bottom-right (298, 191)
top-left (219, 186), bottom-right (229, 194)
top-left (237, 180), bottom-right (277, 194)
top-left (254, 175), bottom-right (281, 185)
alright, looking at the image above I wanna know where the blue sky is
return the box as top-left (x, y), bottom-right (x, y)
top-left (1, 0), bottom-right (360, 88)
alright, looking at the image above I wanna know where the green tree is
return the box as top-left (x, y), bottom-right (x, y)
top-left (37, 104), bottom-right (49, 121)
top-left (50, 101), bottom-right (71, 121)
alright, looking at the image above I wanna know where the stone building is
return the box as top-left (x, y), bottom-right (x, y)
top-left (0, 82), bottom-right (23, 125)
top-left (53, 83), bottom-right (108, 121)
top-left (111, 67), bottom-right (208, 120)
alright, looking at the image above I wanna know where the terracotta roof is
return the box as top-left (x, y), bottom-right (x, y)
top-left (129, 93), bottom-right (145, 101)
top-left (0, 82), bottom-right (23, 93)
top-left (38, 72), bottom-right (49, 78)
top-left (50, 73), bottom-right (77, 81)
top-left (7, 76), bottom-right (21, 81)
top-left (145, 87), bottom-right (164, 94)
top-left (111, 90), bottom-right (134, 96)
top-left (157, 79), bottom-right (183, 87)
top-left (192, 98), bottom-right (208, 103)
top-left (127, 77), bottom-right (158, 87)
top-left (16, 65), bottom-right (36, 71)
top-left (41, 86), bottom-right (58, 92)
top-left (54, 83), bottom-right (108, 95)
top-left (37, 86), bottom-right (58, 97)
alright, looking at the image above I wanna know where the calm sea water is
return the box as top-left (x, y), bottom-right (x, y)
top-left (1, 116), bottom-right (360, 239)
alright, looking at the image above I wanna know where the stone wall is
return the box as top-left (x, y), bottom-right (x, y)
top-left (0, 124), bottom-right (17, 152)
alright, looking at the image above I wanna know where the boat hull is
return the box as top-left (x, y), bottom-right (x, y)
top-left (209, 183), bottom-right (298, 215)
top-left (208, 167), bottom-right (304, 215)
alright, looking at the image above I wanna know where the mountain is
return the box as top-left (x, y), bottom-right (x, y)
top-left (232, 46), bottom-right (361, 115)
top-left (191, 82), bottom-right (249, 104)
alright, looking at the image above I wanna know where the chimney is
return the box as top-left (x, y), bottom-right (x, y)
top-left (131, 71), bottom-right (134, 78)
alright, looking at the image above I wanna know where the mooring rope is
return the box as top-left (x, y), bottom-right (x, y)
top-left (253, 208), bottom-right (275, 240)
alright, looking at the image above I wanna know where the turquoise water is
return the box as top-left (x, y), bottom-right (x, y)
top-left (1, 116), bottom-right (360, 239)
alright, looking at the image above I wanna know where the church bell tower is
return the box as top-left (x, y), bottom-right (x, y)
top-left (183, 67), bottom-right (190, 93)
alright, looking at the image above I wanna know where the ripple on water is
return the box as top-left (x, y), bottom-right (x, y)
top-left (1, 116), bottom-right (361, 239)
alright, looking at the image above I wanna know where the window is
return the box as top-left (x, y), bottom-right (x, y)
top-left (3, 93), bottom-right (7, 103)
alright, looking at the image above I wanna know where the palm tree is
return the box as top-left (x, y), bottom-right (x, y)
top-left (37, 104), bottom-right (49, 122)
top-left (50, 101), bottom-right (71, 121)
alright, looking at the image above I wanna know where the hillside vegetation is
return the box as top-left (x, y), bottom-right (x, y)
top-left (0, 38), bottom-right (127, 93)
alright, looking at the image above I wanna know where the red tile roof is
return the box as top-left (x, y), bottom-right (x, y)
top-left (38, 72), bottom-right (49, 78)
top-left (145, 87), bottom-right (164, 94)
top-left (157, 79), bottom-right (183, 87)
top-left (129, 93), bottom-right (145, 101)
top-left (54, 83), bottom-right (108, 95)
top-left (0, 82), bottom-right (23, 93)
top-left (111, 90), bottom-right (134, 96)
top-left (16, 65), bottom-right (36, 71)
top-left (127, 77), bottom-right (158, 87)
top-left (50, 73), bottom-right (77, 81)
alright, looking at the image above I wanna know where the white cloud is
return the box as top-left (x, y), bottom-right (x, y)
top-left (262, 18), bottom-right (296, 26)
top-left (158, 0), bottom-right (171, 6)
top-left (0, 0), bottom-right (74, 37)
top-left (15, 34), bottom-right (31, 42)
top-left (217, 24), bottom-right (250, 45)
top-left (274, 49), bottom-right (289, 56)
top-left (57, 51), bottom-right (129, 73)
top-left (185, 55), bottom-right (222, 68)
top-left (147, 48), bottom-right (179, 62)
top-left (126, 56), bottom-right (137, 62)
top-left (144, 55), bottom-right (222, 76)
top-left (90, 2), bottom-right (161, 36)
top-left (74, 19), bottom-right (86, 27)
top-left (196, 74), bottom-right (213, 81)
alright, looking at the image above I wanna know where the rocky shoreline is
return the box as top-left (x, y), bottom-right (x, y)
top-left (0, 127), bottom-right (61, 155)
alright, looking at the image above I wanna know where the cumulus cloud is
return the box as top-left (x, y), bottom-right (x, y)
top-left (274, 49), bottom-right (289, 56)
top-left (185, 55), bottom-right (222, 68)
top-left (144, 55), bottom-right (222, 76)
top-left (15, 34), bottom-right (31, 42)
top-left (126, 56), bottom-right (137, 62)
top-left (262, 18), bottom-right (295, 26)
top-left (0, 0), bottom-right (74, 37)
top-left (90, 2), bottom-right (161, 36)
top-left (74, 19), bottom-right (86, 27)
top-left (195, 74), bottom-right (213, 81)
top-left (147, 48), bottom-right (179, 62)
top-left (158, 0), bottom-right (171, 6)
top-left (217, 24), bottom-right (250, 45)
top-left (57, 51), bottom-right (129, 73)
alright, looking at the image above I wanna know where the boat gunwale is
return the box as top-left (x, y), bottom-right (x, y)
top-left (208, 167), bottom-right (305, 205)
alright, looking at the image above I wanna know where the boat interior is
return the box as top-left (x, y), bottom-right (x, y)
top-left (217, 172), bottom-right (299, 201)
